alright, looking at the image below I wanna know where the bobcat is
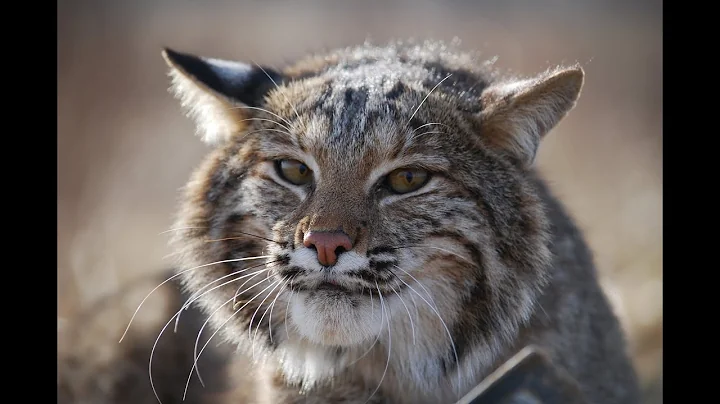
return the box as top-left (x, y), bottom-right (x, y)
top-left (58, 40), bottom-right (641, 404)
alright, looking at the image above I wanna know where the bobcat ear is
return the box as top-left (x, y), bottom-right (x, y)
top-left (479, 66), bottom-right (584, 167)
top-left (161, 47), bottom-right (283, 145)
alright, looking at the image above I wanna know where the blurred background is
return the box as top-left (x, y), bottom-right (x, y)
top-left (58, 0), bottom-right (662, 402)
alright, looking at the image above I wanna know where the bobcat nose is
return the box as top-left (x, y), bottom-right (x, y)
top-left (303, 230), bottom-right (353, 266)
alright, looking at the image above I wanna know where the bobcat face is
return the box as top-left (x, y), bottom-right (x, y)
top-left (166, 41), bottom-right (582, 389)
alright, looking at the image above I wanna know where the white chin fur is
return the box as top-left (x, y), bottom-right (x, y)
top-left (289, 290), bottom-right (382, 346)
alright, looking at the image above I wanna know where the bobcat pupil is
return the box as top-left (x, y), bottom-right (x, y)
top-left (277, 159), bottom-right (313, 185)
top-left (403, 171), bottom-right (413, 184)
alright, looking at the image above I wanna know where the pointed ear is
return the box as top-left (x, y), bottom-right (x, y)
top-left (161, 48), bottom-right (284, 145)
top-left (479, 66), bottom-right (584, 167)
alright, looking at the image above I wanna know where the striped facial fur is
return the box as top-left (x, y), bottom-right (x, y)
top-left (165, 41), bottom-right (585, 402)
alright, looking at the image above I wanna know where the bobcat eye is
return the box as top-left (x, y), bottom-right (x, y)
top-left (276, 159), bottom-right (313, 185)
top-left (386, 167), bottom-right (429, 194)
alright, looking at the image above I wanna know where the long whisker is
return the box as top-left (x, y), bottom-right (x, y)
top-left (174, 261), bottom-right (279, 333)
top-left (159, 226), bottom-right (207, 235)
top-left (404, 280), bottom-right (420, 313)
top-left (410, 130), bottom-right (446, 142)
top-left (392, 265), bottom-right (439, 309)
top-left (284, 279), bottom-right (295, 341)
top-left (269, 276), bottom-right (295, 344)
top-left (347, 327), bottom-right (381, 367)
top-left (537, 301), bottom-right (551, 321)
top-left (247, 279), bottom-right (286, 356)
top-left (184, 278), bottom-right (283, 400)
top-left (159, 228), bottom-right (281, 246)
top-left (148, 287), bottom-right (249, 404)
top-left (388, 283), bottom-right (415, 345)
top-left (119, 255), bottom-right (272, 343)
top-left (161, 251), bottom-right (182, 261)
top-left (230, 105), bottom-right (293, 128)
top-left (419, 246), bottom-right (475, 266)
top-left (235, 117), bottom-right (292, 133)
top-left (347, 290), bottom-right (383, 368)
top-left (160, 226), bottom-right (281, 247)
top-left (175, 266), bottom-right (273, 389)
top-left (410, 122), bottom-right (451, 134)
top-left (252, 62), bottom-right (303, 125)
top-left (225, 127), bottom-right (296, 146)
top-left (179, 260), bottom-right (278, 314)
top-left (252, 278), bottom-right (291, 358)
top-left (233, 263), bottom-right (278, 308)
top-left (181, 272), bottom-right (271, 399)
top-left (370, 288), bottom-right (374, 313)
top-left (390, 268), bottom-right (461, 398)
top-left (364, 282), bottom-right (391, 404)
top-left (405, 73), bottom-right (453, 128)
top-left (204, 231), bottom-right (281, 245)
top-left (174, 266), bottom-right (274, 387)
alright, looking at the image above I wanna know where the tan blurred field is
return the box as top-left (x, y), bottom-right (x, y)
top-left (58, 0), bottom-right (662, 401)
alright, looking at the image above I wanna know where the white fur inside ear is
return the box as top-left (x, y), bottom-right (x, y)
top-left (168, 68), bottom-right (242, 145)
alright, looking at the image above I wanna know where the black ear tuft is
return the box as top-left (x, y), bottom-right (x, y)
top-left (162, 47), bottom-right (288, 145)
top-left (161, 47), bottom-right (283, 107)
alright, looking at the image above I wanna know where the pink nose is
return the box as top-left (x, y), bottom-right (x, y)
top-left (303, 230), bottom-right (353, 266)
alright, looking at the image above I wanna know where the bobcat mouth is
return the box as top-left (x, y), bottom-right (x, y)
top-left (317, 280), bottom-right (346, 292)
top-left (295, 278), bottom-right (363, 295)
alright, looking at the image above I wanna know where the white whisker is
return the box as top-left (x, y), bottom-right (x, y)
top-left (234, 263), bottom-right (277, 308)
top-left (405, 73), bottom-right (453, 127)
top-left (267, 287), bottom-right (284, 345)
top-left (174, 263), bottom-right (275, 333)
top-left (392, 265), bottom-right (439, 310)
top-left (364, 282), bottom-right (391, 404)
top-left (410, 130), bottom-right (445, 142)
top-left (410, 122), bottom-right (451, 134)
top-left (284, 286), bottom-right (294, 342)
top-left (244, 127), bottom-right (294, 139)
top-left (347, 288), bottom-right (384, 368)
top-left (148, 288), bottom-right (245, 404)
top-left (177, 267), bottom-right (272, 388)
top-left (158, 226), bottom-right (207, 235)
top-left (370, 288), bottom-right (374, 313)
top-left (159, 227), bottom-right (280, 245)
top-left (389, 283), bottom-right (415, 345)
top-left (176, 259), bottom-right (278, 325)
top-left (119, 255), bottom-right (272, 343)
top-left (189, 270), bottom-right (269, 383)
top-left (276, 275), bottom-right (297, 342)
top-left (247, 279), bottom-right (286, 359)
top-left (183, 278), bottom-right (282, 400)
top-left (230, 105), bottom-right (293, 128)
top-left (236, 117), bottom-right (292, 133)
top-left (391, 267), bottom-right (461, 398)
top-left (252, 62), bottom-right (303, 126)
top-left (161, 251), bottom-right (181, 261)
top-left (253, 278), bottom-right (291, 358)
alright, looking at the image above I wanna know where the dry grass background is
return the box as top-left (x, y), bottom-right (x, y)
top-left (58, 0), bottom-right (662, 401)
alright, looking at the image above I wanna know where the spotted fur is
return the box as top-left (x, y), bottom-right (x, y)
top-left (60, 39), bottom-right (642, 404)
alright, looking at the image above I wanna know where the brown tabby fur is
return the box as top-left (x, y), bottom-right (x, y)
top-left (58, 39), bottom-right (641, 404)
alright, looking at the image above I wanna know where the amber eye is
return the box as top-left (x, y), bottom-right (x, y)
top-left (386, 167), bottom-right (429, 194)
top-left (277, 159), bottom-right (313, 185)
